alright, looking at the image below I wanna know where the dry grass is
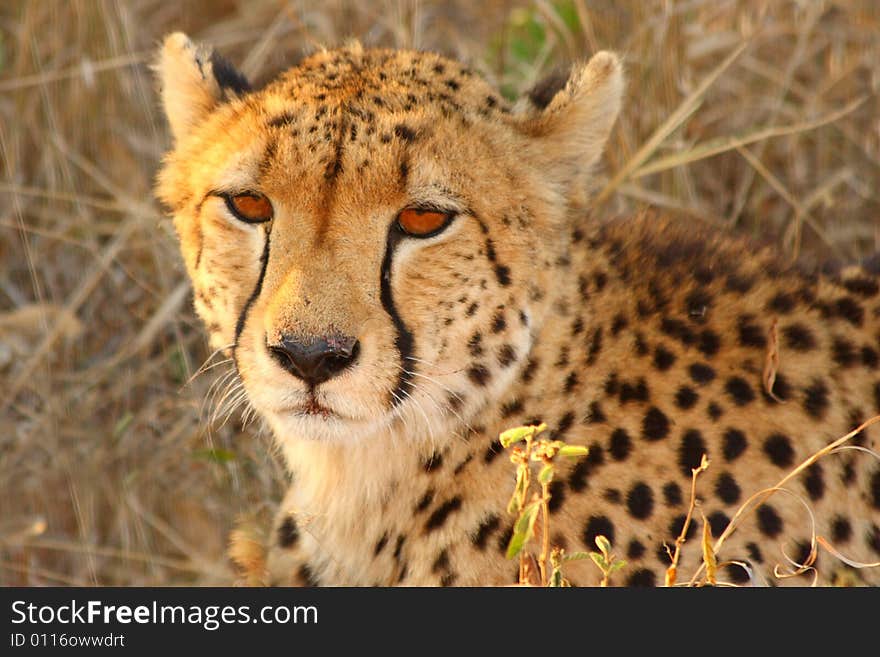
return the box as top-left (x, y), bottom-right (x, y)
top-left (0, 0), bottom-right (878, 586)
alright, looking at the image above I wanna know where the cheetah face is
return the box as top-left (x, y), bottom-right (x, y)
top-left (156, 34), bottom-right (622, 444)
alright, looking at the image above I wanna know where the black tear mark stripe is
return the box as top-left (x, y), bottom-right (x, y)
top-left (233, 228), bottom-right (272, 358)
top-left (381, 224), bottom-right (415, 406)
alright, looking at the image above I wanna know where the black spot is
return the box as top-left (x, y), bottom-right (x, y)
top-left (757, 504), bottom-right (783, 538)
top-left (627, 569), bottom-right (657, 587)
top-left (583, 515), bottom-right (615, 548)
top-left (832, 516), bottom-right (852, 543)
top-left (500, 399), bottom-right (523, 419)
top-left (611, 313), bottom-right (629, 335)
top-left (669, 514), bottom-right (697, 541)
top-left (642, 407), bottom-right (671, 441)
top-left (491, 311), bottom-right (507, 334)
top-left (267, 111), bottom-right (297, 128)
top-left (494, 265), bottom-right (512, 286)
top-left (725, 563), bottom-right (752, 584)
top-left (678, 429), bottom-right (707, 476)
top-left (604, 372), bottom-right (620, 396)
top-left (862, 346), bottom-right (879, 368)
top-left (619, 378), bottom-right (649, 403)
top-left (564, 371), bottom-right (579, 392)
top-left (554, 411), bottom-right (575, 438)
top-left (653, 345), bottom-right (676, 371)
top-left (763, 371), bottom-right (792, 403)
top-left (660, 317), bottom-right (696, 346)
top-left (466, 302), bottom-right (479, 317)
top-left (707, 511), bottom-right (730, 537)
top-left (767, 292), bottom-right (796, 314)
top-left (393, 534), bottom-right (406, 561)
top-left (393, 123), bottom-right (417, 142)
top-left (483, 440), bottom-right (502, 464)
top-left (431, 549), bottom-right (450, 574)
top-left (843, 276), bottom-right (879, 297)
top-left (604, 488), bottom-right (622, 504)
top-left (567, 443), bottom-right (604, 492)
top-left (663, 482), bottom-right (682, 506)
top-left (715, 472), bottom-right (741, 505)
top-left (675, 386), bottom-right (699, 410)
top-left (467, 365), bottom-right (491, 386)
top-left (626, 482), bottom-right (654, 519)
top-left (763, 433), bottom-right (794, 468)
top-left (467, 332), bottom-right (483, 357)
top-left (746, 542), bottom-right (764, 564)
top-left (707, 402), bottom-right (723, 421)
top-left (423, 452), bottom-right (443, 473)
top-left (585, 401), bottom-right (606, 424)
top-left (472, 515), bottom-right (500, 550)
top-left (277, 516), bottom-right (299, 548)
top-left (834, 296), bottom-right (864, 326)
top-left (803, 379), bottom-right (830, 419)
top-left (548, 480), bottom-right (566, 513)
top-left (725, 376), bottom-right (755, 406)
top-left (685, 288), bottom-right (712, 318)
top-left (725, 274), bottom-right (754, 294)
top-left (627, 539), bottom-right (646, 560)
top-left (298, 564), bottom-right (319, 587)
top-left (374, 532), bottom-right (389, 556)
top-left (832, 337), bottom-right (859, 367)
top-left (497, 344), bottom-right (517, 368)
top-left (698, 329), bottom-right (721, 356)
top-left (722, 428), bottom-right (747, 461)
top-left (689, 362), bottom-right (716, 385)
top-left (783, 323), bottom-right (816, 351)
top-left (737, 315), bottom-right (767, 349)
top-left (425, 497), bottom-right (462, 532)
top-left (497, 523), bottom-right (514, 554)
top-left (415, 490), bottom-right (434, 512)
top-left (609, 428), bottom-right (632, 461)
top-left (583, 327), bottom-right (603, 366)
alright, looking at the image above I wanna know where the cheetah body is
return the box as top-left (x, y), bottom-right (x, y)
top-left (156, 34), bottom-right (880, 586)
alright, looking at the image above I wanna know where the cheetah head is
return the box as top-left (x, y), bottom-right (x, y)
top-left (156, 33), bottom-right (622, 444)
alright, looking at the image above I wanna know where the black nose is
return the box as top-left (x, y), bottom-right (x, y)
top-left (268, 334), bottom-right (360, 386)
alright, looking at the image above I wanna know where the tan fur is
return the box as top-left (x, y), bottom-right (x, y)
top-left (156, 34), bottom-right (880, 586)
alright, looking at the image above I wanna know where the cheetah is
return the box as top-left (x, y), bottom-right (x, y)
top-left (155, 33), bottom-right (880, 586)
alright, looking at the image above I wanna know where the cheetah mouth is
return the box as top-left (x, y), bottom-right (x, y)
top-left (293, 392), bottom-right (338, 419)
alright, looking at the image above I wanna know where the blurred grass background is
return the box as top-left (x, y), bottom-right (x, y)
top-left (0, 0), bottom-right (877, 585)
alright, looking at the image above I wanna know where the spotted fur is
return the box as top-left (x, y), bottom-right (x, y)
top-left (156, 33), bottom-right (880, 586)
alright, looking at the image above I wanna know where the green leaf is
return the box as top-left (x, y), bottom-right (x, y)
top-left (589, 552), bottom-right (606, 570)
top-left (558, 445), bottom-right (589, 458)
top-left (113, 412), bottom-right (133, 438)
top-left (500, 425), bottom-right (534, 448)
top-left (506, 501), bottom-right (540, 560)
top-left (608, 560), bottom-right (627, 574)
top-left (562, 551), bottom-right (593, 562)
top-left (192, 447), bottom-right (237, 464)
top-left (538, 464), bottom-right (555, 485)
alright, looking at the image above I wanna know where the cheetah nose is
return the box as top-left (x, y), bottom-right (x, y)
top-left (267, 334), bottom-right (360, 386)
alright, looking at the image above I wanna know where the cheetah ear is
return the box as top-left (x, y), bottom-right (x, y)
top-left (155, 32), bottom-right (250, 143)
top-left (516, 51), bottom-right (623, 198)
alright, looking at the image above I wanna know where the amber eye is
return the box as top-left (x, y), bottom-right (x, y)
top-left (224, 192), bottom-right (273, 224)
top-left (397, 208), bottom-right (453, 237)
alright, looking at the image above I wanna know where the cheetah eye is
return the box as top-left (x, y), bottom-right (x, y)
top-left (397, 207), bottom-right (454, 237)
top-left (224, 192), bottom-right (274, 224)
